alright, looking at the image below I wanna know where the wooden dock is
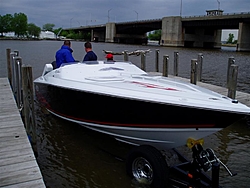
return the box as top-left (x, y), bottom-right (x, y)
top-left (0, 78), bottom-right (45, 188)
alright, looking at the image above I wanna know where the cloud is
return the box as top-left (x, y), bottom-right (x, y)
top-left (1, 0), bottom-right (249, 28)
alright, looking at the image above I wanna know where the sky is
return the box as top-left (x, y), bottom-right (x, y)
top-left (1, 0), bottom-right (249, 30)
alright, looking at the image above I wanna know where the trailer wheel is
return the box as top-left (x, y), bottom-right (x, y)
top-left (126, 145), bottom-right (169, 188)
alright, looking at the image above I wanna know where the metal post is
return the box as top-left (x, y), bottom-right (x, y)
top-left (10, 51), bottom-right (18, 95)
top-left (197, 53), bottom-right (203, 81)
top-left (14, 50), bottom-right (19, 56)
top-left (163, 55), bottom-right (169, 77)
top-left (227, 57), bottom-right (235, 88)
top-left (124, 50), bottom-right (128, 61)
top-left (14, 57), bottom-right (23, 110)
top-left (227, 64), bottom-right (238, 99)
top-left (212, 162), bottom-right (220, 188)
top-left (174, 51), bottom-right (179, 76)
top-left (141, 52), bottom-right (146, 71)
top-left (191, 59), bottom-right (198, 85)
top-left (155, 49), bottom-right (159, 72)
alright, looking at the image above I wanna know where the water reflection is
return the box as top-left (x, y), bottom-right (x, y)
top-left (35, 101), bottom-right (138, 188)
top-left (201, 119), bottom-right (250, 187)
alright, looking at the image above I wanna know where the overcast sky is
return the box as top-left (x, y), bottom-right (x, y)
top-left (1, 0), bottom-right (249, 29)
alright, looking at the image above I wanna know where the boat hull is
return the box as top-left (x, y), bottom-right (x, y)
top-left (35, 82), bottom-right (244, 150)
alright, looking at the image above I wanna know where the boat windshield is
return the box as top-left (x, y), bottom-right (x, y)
top-left (60, 62), bottom-right (80, 68)
top-left (82, 61), bottom-right (99, 64)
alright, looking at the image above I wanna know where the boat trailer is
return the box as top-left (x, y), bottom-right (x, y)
top-left (168, 144), bottom-right (237, 188)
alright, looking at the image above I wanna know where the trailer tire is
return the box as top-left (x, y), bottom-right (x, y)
top-left (126, 145), bottom-right (169, 188)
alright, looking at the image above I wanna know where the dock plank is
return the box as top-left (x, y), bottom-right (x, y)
top-left (0, 154), bottom-right (35, 167)
top-left (2, 179), bottom-right (46, 188)
top-left (0, 78), bottom-right (45, 188)
top-left (0, 166), bottom-right (43, 187)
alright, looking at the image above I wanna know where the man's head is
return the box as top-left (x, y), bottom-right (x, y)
top-left (64, 40), bottom-right (71, 47)
top-left (84, 42), bottom-right (92, 52)
top-left (84, 42), bottom-right (92, 48)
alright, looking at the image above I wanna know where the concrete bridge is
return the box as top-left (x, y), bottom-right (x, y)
top-left (65, 11), bottom-right (250, 51)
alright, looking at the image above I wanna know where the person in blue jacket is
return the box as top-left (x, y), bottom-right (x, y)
top-left (55, 40), bottom-right (76, 68)
top-left (83, 42), bottom-right (97, 61)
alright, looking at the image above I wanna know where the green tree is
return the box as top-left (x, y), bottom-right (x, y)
top-left (0, 14), bottom-right (13, 36)
top-left (226, 33), bottom-right (234, 44)
top-left (148, 30), bottom-right (161, 41)
top-left (43, 23), bottom-right (55, 31)
top-left (12, 12), bottom-right (28, 37)
top-left (27, 23), bottom-right (41, 38)
top-left (60, 30), bottom-right (68, 37)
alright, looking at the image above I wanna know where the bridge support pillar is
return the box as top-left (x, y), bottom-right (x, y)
top-left (214, 29), bottom-right (222, 48)
top-left (161, 16), bottom-right (184, 47)
top-left (237, 22), bottom-right (250, 52)
top-left (105, 22), bottom-right (116, 43)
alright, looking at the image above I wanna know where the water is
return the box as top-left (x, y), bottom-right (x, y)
top-left (1, 40), bottom-right (250, 187)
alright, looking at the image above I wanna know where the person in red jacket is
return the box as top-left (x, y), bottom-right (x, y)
top-left (55, 40), bottom-right (76, 68)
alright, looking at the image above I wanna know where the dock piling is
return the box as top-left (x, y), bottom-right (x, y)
top-left (155, 49), bottom-right (159, 72)
top-left (163, 55), bottom-right (169, 77)
top-left (174, 52), bottom-right (179, 76)
top-left (13, 57), bottom-right (23, 111)
top-left (227, 64), bottom-right (238, 99)
top-left (141, 52), bottom-right (146, 71)
top-left (191, 59), bottom-right (198, 85)
top-left (197, 53), bottom-right (203, 81)
top-left (10, 51), bottom-right (18, 92)
top-left (227, 57), bottom-right (235, 87)
top-left (22, 65), bottom-right (37, 155)
top-left (6, 49), bottom-right (12, 85)
top-left (124, 50), bottom-right (129, 61)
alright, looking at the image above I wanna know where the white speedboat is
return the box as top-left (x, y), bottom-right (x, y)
top-left (34, 61), bottom-right (250, 150)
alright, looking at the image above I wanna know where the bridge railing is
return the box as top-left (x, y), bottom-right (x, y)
top-left (182, 11), bottom-right (250, 19)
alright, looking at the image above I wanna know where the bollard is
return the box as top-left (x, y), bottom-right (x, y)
top-left (155, 49), bottom-right (159, 72)
top-left (124, 50), bottom-right (129, 61)
top-left (197, 53), bottom-right (203, 81)
top-left (227, 57), bottom-right (235, 88)
top-left (227, 64), bottom-right (238, 99)
top-left (174, 51), bottom-right (179, 76)
top-left (6, 49), bottom-right (12, 85)
top-left (163, 55), bottom-right (169, 77)
top-left (141, 52), bottom-right (146, 71)
top-left (190, 59), bottom-right (198, 85)
top-left (13, 57), bottom-right (23, 110)
top-left (22, 65), bottom-right (38, 156)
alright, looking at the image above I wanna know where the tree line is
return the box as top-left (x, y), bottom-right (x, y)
top-left (0, 13), bottom-right (41, 38)
top-left (0, 12), bottom-right (91, 40)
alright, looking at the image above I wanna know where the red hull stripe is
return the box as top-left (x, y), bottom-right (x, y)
top-left (130, 81), bottom-right (179, 91)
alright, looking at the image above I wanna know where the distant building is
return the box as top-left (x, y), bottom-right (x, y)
top-left (39, 31), bottom-right (57, 39)
top-left (3, 32), bottom-right (16, 37)
top-left (206, 10), bottom-right (223, 16)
